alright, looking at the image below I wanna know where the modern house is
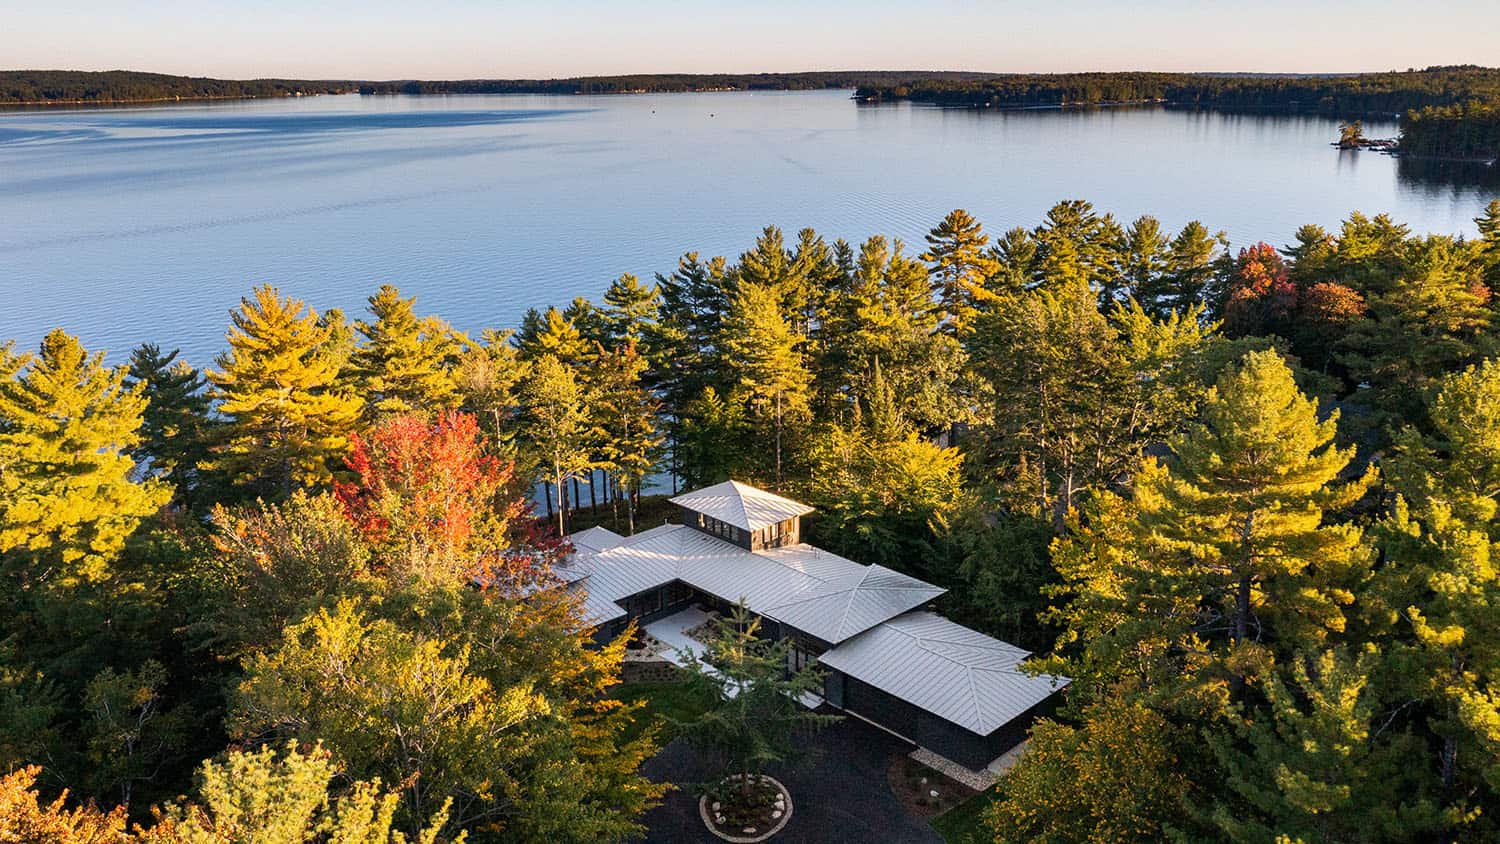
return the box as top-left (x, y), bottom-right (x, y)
top-left (558, 480), bottom-right (1068, 773)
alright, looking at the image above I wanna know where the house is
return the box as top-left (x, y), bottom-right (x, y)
top-left (555, 479), bottom-right (1068, 773)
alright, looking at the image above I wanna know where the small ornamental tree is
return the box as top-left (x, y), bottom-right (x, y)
top-left (671, 603), bottom-right (838, 806)
top-left (336, 411), bottom-right (523, 584)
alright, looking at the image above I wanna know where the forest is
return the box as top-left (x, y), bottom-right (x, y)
top-left (852, 65), bottom-right (1500, 114)
top-left (0, 70), bottom-right (353, 104)
top-left (4, 197), bottom-right (1500, 842)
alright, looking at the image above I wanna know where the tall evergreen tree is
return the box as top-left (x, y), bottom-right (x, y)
top-left (967, 281), bottom-right (1212, 525)
top-left (514, 306), bottom-right (587, 365)
top-left (126, 343), bottom-right (213, 500)
top-left (592, 342), bottom-right (662, 534)
top-left (922, 208), bottom-right (998, 332)
top-left (600, 273), bottom-right (660, 348)
top-left (1139, 220), bottom-right (1229, 318)
top-left (206, 285), bottom-right (364, 497)
top-left (721, 281), bottom-right (811, 485)
top-left (1379, 359), bottom-right (1500, 805)
top-left (0, 330), bottom-right (169, 585)
top-left (351, 285), bottom-right (460, 420)
top-left (1207, 647), bottom-right (1442, 843)
top-left (518, 354), bottom-right (593, 536)
top-left (1046, 350), bottom-right (1373, 707)
top-left (1117, 215), bottom-right (1170, 305)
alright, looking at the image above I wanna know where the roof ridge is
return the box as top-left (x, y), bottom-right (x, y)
top-left (726, 480), bottom-right (754, 530)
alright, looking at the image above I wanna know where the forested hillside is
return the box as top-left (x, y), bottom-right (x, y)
top-left (4, 198), bottom-right (1500, 841)
top-left (1402, 100), bottom-right (1500, 159)
top-left (853, 65), bottom-right (1500, 114)
top-left (0, 70), bottom-right (352, 103)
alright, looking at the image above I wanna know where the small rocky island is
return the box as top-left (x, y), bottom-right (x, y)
top-left (1334, 120), bottom-right (1399, 152)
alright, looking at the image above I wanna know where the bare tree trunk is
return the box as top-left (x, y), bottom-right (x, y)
top-left (774, 391), bottom-right (783, 486)
top-left (543, 480), bottom-right (554, 518)
top-left (589, 469), bottom-right (598, 513)
top-left (553, 466), bottom-right (566, 537)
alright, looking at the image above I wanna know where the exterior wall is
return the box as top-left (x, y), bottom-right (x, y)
top-left (681, 506), bottom-right (753, 549)
top-left (676, 504), bottom-right (802, 551)
top-left (832, 670), bottom-right (1049, 770)
top-left (750, 518), bottom-right (800, 551)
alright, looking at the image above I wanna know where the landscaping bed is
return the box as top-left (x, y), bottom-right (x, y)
top-left (888, 754), bottom-right (977, 820)
top-left (699, 773), bottom-right (791, 842)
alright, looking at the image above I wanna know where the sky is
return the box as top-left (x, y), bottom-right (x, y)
top-left (7, 1), bottom-right (1499, 80)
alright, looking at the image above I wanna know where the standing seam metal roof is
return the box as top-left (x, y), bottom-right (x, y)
top-left (667, 480), bottom-right (816, 532)
top-left (564, 523), bottom-right (942, 645)
top-left (817, 611), bottom-right (1069, 736)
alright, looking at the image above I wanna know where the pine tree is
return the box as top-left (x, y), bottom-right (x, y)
top-left (987, 226), bottom-right (1038, 294)
top-left (1148, 350), bottom-right (1371, 687)
top-left (677, 387), bottom-right (754, 490)
top-left (206, 285), bottom-right (364, 497)
top-left (821, 235), bottom-right (963, 431)
top-left (1139, 220), bottom-right (1229, 317)
top-left (735, 226), bottom-right (814, 335)
top-left (672, 603), bottom-right (838, 805)
top-left (1379, 359), bottom-right (1500, 802)
top-left (721, 281), bottom-right (811, 485)
top-left (1117, 215), bottom-right (1170, 305)
top-left (1046, 350), bottom-right (1373, 708)
top-left (0, 330), bottom-right (169, 585)
top-left (922, 208), bottom-right (998, 332)
top-left (1207, 647), bottom-right (1442, 843)
top-left (514, 306), bottom-right (587, 365)
top-left (126, 343), bottom-right (214, 500)
top-left (351, 285), bottom-right (461, 420)
top-left (139, 741), bottom-right (457, 844)
top-left (1031, 200), bottom-right (1122, 293)
top-left (601, 273), bottom-right (660, 348)
top-left (1341, 234), bottom-right (1493, 426)
top-left (518, 354), bottom-right (593, 536)
top-left (592, 342), bottom-right (662, 534)
top-left (801, 362), bottom-right (963, 568)
top-left (967, 280), bottom-right (1212, 525)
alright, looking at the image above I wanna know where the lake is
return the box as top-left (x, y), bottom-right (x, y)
top-left (1, 90), bottom-right (1496, 365)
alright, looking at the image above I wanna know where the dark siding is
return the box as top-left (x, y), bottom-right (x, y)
top-left (835, 671), bottom-right (1052, 770)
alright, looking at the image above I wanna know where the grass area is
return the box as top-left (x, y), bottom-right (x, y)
top-left (930, 787), bottom-right (1001, 844)
top-left (610, 680), bottom-right (715, 745)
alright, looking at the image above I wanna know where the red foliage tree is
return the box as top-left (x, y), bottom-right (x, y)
top-left (337, 411), bottom-right (525, 582)
top-left (1223, 242), bottom-right (1298, 337)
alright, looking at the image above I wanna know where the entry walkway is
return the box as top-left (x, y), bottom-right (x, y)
top-left (644, 605), bottom-right (825, 707)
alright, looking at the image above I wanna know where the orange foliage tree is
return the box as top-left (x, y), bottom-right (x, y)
top-left (0, 765), bottom-right (129, 844)
top-left (336, 411), bottom-right (525, 583)
top-left (1222, 242), bottom-right (1298, 337)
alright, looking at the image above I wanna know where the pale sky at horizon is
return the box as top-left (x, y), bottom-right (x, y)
top-left (6, 1), bottom-right (1498, 80)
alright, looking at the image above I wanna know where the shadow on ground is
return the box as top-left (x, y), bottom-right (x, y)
top-left (639, 711), bottom-right (943, 843)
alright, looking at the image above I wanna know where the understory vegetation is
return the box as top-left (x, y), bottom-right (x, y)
top-left (3, 197), bottom-right (1500, 841)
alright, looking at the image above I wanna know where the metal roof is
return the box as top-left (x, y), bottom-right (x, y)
top-left (667, 480), bottom-right (815, 532)
top-left (818, 612), bottom-right (1069, 736)
top-left (552, 525), bottom-right (625, 583)
top-left (562, 522), bottom-right (937, 644)
top-left (763, 564), bottom-right (945, 644)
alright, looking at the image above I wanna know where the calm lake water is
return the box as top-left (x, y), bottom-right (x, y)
top-left (1, 90), bottom-right (1497, 364)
